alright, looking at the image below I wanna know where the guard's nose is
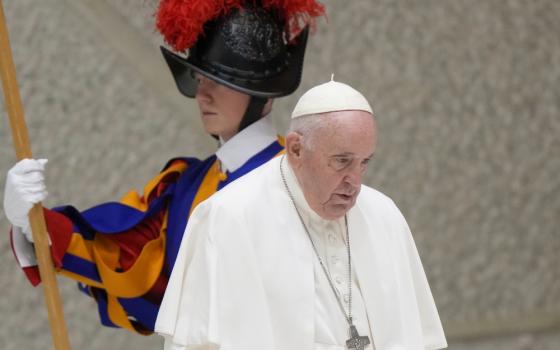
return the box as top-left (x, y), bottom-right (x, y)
top-left (195, 76), bottom-right (213, 103)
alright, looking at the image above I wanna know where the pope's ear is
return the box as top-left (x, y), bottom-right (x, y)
top-left (285, 131), bottom-right (303, 160)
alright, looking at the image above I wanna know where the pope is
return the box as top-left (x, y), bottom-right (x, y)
top-left (156, 79), bottom-right (448, 350)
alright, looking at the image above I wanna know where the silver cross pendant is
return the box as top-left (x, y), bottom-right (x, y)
top-left (346, 324), bottom-right (370, 350)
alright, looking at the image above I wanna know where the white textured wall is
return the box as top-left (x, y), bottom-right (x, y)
top-left (1, 0), bottom-right (558, 349)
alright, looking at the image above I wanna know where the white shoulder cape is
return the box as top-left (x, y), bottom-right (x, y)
top-left (155, 157), bottom-right (447, 350)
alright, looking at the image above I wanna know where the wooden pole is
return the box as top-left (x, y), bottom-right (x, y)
top-left (0, 2), bottom-right (71, 349)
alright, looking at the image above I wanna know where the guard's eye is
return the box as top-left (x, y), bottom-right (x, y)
top-left (192, 72), bottom-right (205, 83)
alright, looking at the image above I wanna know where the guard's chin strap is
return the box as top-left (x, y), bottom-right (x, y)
top-left (211, 96), bottom-right (267, 141)
top-left (238, 96), bottom-right (268, 133)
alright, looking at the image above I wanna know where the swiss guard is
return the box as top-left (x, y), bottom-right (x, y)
top-left (6, 0), bottom-right (325, 334)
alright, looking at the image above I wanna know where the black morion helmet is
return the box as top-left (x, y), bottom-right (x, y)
top-left (156, 0), bottom-right (324, 133)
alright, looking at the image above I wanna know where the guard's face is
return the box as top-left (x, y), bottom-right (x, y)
top-left (194, 73), bottom-right (250, 141)
top-left (292, 111), bottom-right (377, 220)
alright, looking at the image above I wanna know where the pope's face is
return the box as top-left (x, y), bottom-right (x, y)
top-left (194, 73), bottom-right (250, 141)
top-left (289, 111), bottom-right (377, 220)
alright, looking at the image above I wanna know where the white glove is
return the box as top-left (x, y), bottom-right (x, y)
top-left (3, 158), bottom-right (48, 242)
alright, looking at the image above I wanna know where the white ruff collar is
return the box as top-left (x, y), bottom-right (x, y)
top-left (216, 115), bottom-right (277, 172)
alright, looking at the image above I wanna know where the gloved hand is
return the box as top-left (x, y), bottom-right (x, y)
top-left (3, 158), bottom-right (48, 242)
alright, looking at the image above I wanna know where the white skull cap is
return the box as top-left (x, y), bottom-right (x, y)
top-left (291, 76), bottom-right (373, 119)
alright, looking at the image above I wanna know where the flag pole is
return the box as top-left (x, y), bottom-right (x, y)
top-left (0, 2), bottom-right (71, 349)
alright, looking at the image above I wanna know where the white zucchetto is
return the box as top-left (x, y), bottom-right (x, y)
top-left (291, 78), bottom-right (373, 119)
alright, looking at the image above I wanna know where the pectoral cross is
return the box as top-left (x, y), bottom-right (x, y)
top-left (346, 324), bottom-right (370, 350)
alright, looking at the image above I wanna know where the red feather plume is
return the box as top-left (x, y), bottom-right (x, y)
top-left (155, 0), bottom-right (325, 52)
top-left (263, 0), bottom-right (326, 40)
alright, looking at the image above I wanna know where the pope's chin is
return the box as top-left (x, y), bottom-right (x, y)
top-left (321, 198), bottom-right (357, 220)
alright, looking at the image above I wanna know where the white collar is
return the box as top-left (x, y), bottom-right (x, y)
top-left (216, 116), bottom-right (277, 173)
top-left (281, 156), bottom-right (343, 228)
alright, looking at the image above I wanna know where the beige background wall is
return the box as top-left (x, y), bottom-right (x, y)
top-left (1, 1), bottom-right (558, 349)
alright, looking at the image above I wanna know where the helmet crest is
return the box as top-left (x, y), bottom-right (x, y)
top-left (156, 0), bottom-right (325, 52)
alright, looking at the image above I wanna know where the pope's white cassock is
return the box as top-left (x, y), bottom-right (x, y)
top-left (155, 155), bottom-right (447, 350)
